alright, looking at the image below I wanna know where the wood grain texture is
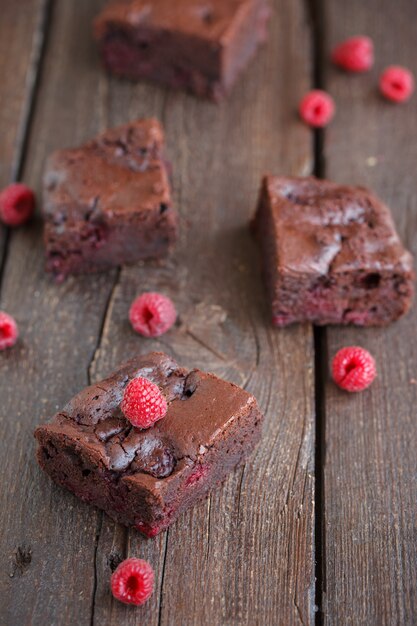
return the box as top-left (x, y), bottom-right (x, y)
top-left (322, 1), bottom-right (417, 624)
top-left (0, 0), bottom-right (47, 185)
top-left (0, 0), bottom-right (317, 624)
top-left (88, 0), bottom-right (316, 624)
top-left (0, 1), bottom-right (115, 624)
top-left (0, 0), bottom-right (48, 273)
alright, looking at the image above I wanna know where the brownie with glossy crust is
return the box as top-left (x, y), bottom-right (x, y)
top-left (253, 175), bottom-right (414, 327)
top-left (93, 0), bottom-right (271, 101)
top-left (34, 352), bottom-right (263, 537)
top-left (43, 118), bottom-right (178, 280)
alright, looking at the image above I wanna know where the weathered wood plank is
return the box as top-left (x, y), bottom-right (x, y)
top-left (89, 1), bottom-right (316, 624)
top-left (322, 1), bottom-right (417, 623)
top-left (0, 0), bottom-right (47, 185)
top-left (0, 1), bottom-right (116, 624)
top-left (0, 0), bottom-right (48, 272)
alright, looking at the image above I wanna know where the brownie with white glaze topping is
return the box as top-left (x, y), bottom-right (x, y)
top-left (34, 352), bottom-right (263, 537)
top-left (253, 175), bottom-right (414, 326)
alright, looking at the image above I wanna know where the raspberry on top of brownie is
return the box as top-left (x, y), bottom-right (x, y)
top-left (34, 352), bottom-right (263, 537)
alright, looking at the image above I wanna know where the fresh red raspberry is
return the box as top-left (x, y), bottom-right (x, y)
top-left (331, 36), bottom-right (374, 72)
top-left (0, 311), bottom-right (18, 350)
top-left (332, 346), bottom-right (376, 392)
top-left (121, 376), bottom-right (167, 429)
top-left (129, 292), bottom-right (176, 338)
top-left (299, 90), bottom-right (335, 128)
top-left (111, 558), bottom-right (154, 606)
top-left (0, 183), bottom-right (35, 227)
top-left (379, 66), bottom-right (415, 103)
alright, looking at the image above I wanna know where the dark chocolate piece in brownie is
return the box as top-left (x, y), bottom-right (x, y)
top-left (34, 352), bottom-right (263, 537)
top-left (43, 118), bottom-right (178, 280)
top-left (93, 0), bottom-right (271, 101)
top-left (253, 175), bottom-right (414, 327)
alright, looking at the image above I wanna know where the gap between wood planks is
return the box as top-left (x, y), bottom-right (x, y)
top-left (307, 0), bottom-right (327, 624)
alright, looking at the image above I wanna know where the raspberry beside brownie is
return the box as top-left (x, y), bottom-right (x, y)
top-left (93, 0), bottom-right (271, 101)
top-left (43, 118), bottom-right (178, 280)
top-left (253, 175), bottom-right (414, 327)
top-left (34, 352), bottom-right (263, 537)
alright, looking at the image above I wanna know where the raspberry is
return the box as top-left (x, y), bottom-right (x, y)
top-left (0, 311), bottom-right (18, 350)
top-left (0, 183), bottom-right (35, 227)
top-left (129, 292), bottom-right (176, 337)
top-left (331, 36), bottom-right (374, 72)
top-left (299, 90), bottom-right (335, 128)
top-left (185, 465), bottom-right (209, 487)
top-left (379, 66), bottom-right (415, 103)
top-left (121, 377), bottom-right (167, 429)
top-left (332, 346), bottom-right (376, 392)
top-left (135, 521), bottom-right (160, 538)
top-left (111, 558), bottom-right (154, 606)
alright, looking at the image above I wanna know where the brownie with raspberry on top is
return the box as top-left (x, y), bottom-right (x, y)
top-left (34, 352), bottom-right (263, 537)
top-left (93, 0), bottom-right (271, 101)
top-left (253, 175), bottom-right (414, 327)
top-left (43, 118), bottom-right (178, 280)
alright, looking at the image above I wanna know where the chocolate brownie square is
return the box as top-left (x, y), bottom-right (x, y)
top-left (253, 176), bottom-right (414, 327)
top-left (43, 118), bottom-right (178, 280)
top-left (93, 0), bottom-right (271, 101)
top-left (34, 352), bottom-right (263, 537)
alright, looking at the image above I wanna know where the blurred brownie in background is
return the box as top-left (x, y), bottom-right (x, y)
top-left (94, 0), bottom-right (271, 101)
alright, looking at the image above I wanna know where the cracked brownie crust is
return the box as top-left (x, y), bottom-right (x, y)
top-left (43, 118), bottom-right (178, 279)
top-left (254, 175), bottom-right (414, 326)
top-left (94, 0), bottom-right (271, 101)
top-left (34, 352), bottom-right (263, 537)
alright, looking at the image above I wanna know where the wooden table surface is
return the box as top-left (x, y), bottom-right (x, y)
top-left (0, 1), bottom-right (416, 624)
